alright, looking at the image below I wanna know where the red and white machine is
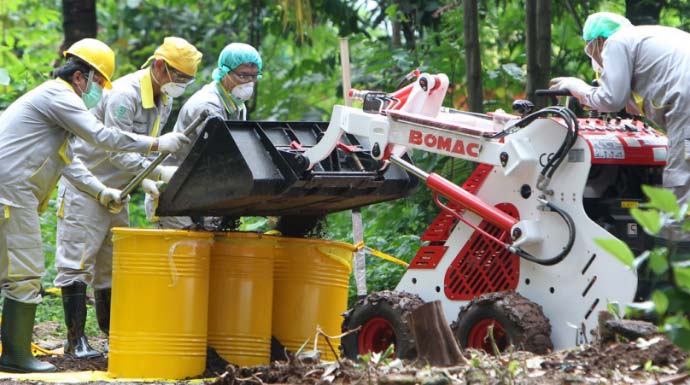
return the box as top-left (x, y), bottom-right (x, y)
top-left (301, 72), bottom-right (667, 354)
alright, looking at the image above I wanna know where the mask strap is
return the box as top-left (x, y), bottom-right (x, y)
top-left (151, 64), bottom-right (162, 86)
top-left (86, 69), bottom-right (95, 87)
top-left (164, 62), bottom-right (173, 83)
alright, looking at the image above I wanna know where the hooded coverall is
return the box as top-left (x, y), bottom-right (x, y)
top-left (149, 81), bottom-right (245, 229)
top-left (54, 69), bottom-right (172, 289)
top-left (581, 25), bottom-right (690, 208)
top-left (0, 79), bottom-right (154, 303)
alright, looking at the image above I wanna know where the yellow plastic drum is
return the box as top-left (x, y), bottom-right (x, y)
top-left (108, 228), bottom-right (213, 379)
top-left (208, 232), bottom-right (276, 366)
top-left (273, 237), bottom-right (353, 361)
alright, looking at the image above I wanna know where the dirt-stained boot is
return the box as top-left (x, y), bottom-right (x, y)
top-left (94, 288), bottom-right (111, 352)
top-left (62, 282), bottom-right (101, 358)
top-left (0, 297), bottom-right (56, 372)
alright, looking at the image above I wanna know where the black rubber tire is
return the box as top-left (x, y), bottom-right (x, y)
top-left (340, 290), bottom-right (424, 360)
top-left (451, 291), bottom-right (553, 354)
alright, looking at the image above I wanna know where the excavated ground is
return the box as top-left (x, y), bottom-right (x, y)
top-left (13, 320), bottom-right (688, 385)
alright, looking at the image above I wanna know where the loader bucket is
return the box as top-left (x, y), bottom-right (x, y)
top-left (156, 117), bottom-right (418, 217)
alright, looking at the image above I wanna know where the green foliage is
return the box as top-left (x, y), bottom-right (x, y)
top-left (631, 207), bottom-right (662, 236)
top-left (601, 185), bottom-right (690, 350)
top-left (0, 0), bottom-right (61, 108)
top-left (357, 342), bottom-right (395, 367)
top-left (595, 238), bottom-right (635, 269)
top-left (641, 185), bottom-right (681, 218)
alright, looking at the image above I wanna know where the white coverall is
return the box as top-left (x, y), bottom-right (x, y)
top-left (54, 69), bottom-right (172, 289)
top-left (0, 79), bottom-right (155, 303)
top-left (149, 81), bottom-right (244, 229)
top-left (581, 25), bottom-right (690, 205)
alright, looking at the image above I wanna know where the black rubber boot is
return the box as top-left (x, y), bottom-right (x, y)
top-left (94, 288), bottom-right (111, 353)
top-left (62, 282), bottom-right (101, 358)
top-left (0, 297), bottom-right (56, 372)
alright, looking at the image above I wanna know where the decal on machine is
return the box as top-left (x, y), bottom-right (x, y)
top-left (408, 129), bottom-right (480, 157)
top-left (590, 136), bottom-right (624, 160)
top-left (653, 147), bottom-right (667, 162)
top-left (641, 137), bottom-right (667, 146)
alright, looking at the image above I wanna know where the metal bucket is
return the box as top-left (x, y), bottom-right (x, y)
top-left (208, 232), bottom-right (276, 366)
top-left (272, 237), bottom-right (353, 361)
top-left (108, 228), bottom-right (213, 379)
top-left (157, 118), bottom-right (418, 217)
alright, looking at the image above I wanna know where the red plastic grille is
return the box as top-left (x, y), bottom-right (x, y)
top-left (444, 203), bottom-right (520, 300)
top-left (409, 245), bottom-right (448, 269)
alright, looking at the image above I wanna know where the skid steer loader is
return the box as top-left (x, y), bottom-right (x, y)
top-left (158, 71), bottom-right (667, 356)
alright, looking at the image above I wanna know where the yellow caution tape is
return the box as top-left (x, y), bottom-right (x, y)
top-left (43, 287), bottom-right (61, 296)
top-left (354, 241), bottom-right (409, 267)
top-left (30, 343), bottom-right (56, 356)
top-left (316, 246), bottom-right (353, 271)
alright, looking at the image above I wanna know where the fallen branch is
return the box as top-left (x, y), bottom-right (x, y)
top-left (641, 372), bottom-right (690, 385)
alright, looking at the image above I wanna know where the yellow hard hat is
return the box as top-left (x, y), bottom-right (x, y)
top-left (63, 38), bottom-right (115, 89)
top-left (142, 37), bottom-right (202, 77)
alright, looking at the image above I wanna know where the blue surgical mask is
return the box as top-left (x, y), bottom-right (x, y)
top-left (80, 70), bottom-right (103, 109)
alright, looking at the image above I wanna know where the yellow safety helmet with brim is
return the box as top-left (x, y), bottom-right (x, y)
top-left (63, 38), bottom-right (115, 89)
top-left (141, 36), bottom-right (203, 78)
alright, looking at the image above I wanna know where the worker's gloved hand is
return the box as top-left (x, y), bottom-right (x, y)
top-left (98, 187), bottom-right (129, 214)
top-left (549, 77), bottom-right (592, 104)
top-left (156, 132), bottom-right (190, 153)
top-left (142, 178), bottom-right (161, 199)
top-left (152, 165), bottom-right (178, 183)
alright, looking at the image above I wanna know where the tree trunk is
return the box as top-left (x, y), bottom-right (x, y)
top-left (392, 21), bottom-right (402, 48)
top-left (625, 0), bottom-right (662, 25)
top-left (463, 0), bottom-right (482, 113)
top-left (409, 301), bottom-right (464, 367)
top-left (61, 0), bottom-right (97, 53)
top-left (526, 0), bottom-right (551, 109)
top-left (247, 0), bottom-right (263, 118)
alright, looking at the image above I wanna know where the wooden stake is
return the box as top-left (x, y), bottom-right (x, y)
top-left (409, 301), bottom-right (466, 366)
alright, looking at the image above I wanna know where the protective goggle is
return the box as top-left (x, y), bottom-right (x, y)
top-left (86, 69), bottom-right (106, 88)
top-left (584, 39), bottom-right (598, 58)
top-left (165, 63), bottom-right (195, 85)
top-left (231, 69), bottom-right (261, 82)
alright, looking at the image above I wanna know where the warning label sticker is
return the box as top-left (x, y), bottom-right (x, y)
top-left (590, 137), bottom-right (624, 159)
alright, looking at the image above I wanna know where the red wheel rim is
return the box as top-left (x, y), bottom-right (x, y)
top-left (358, 317), bottom-right (396, 356)
top-left (467, 318), bottom-right (508, 352)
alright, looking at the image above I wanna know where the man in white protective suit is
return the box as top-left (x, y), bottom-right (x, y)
top-left (150, 42), bottom-right (262, 229)
top-left (550, 12), bottom-right (690, 241)
top-left (53, 37), bottom-right (202, 358)
top-left (0, 38), bottom-right (190, 373)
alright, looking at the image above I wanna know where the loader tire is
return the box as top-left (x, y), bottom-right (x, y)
top-left (451, 291), bottom-right (553, 354)
top-left (340, 290), bottom-right (424, 360)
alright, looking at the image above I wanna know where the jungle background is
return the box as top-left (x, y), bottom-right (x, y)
top-left (1, 0), bottom-right (689, 347)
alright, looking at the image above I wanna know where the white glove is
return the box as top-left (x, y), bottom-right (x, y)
top-left (156, 132), bottom-right (190, 154)
top-left (142, 178), bottom-right (160, 199)
top-left (98, 187), bottom-right (130, 214)
top-left (151, 165), bottom-right (178, 183)
top-left (549, 77), bottom-right (592, 104)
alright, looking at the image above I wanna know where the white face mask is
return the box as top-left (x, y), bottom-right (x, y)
top-left (231, 82), bottom-right (254, 101)
top-left (161, 82), bottom-right (187, 98)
